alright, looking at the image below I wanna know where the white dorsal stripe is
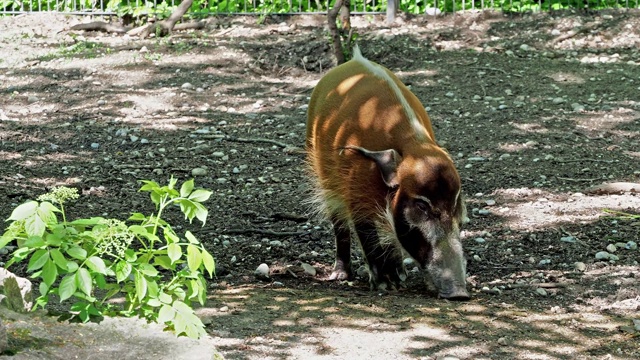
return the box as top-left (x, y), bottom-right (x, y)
top-left (352, 45), bottom-right (428, 141)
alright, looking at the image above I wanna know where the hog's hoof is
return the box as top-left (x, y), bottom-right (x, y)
top-left (329, 261), bottom-right (351, 281)
top-left (368, 263), bottom-right (407, 291)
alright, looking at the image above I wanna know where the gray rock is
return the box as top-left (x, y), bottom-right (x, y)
top-left (0, 268), bottom-right (33, 312)
top-left (595, 251), bottom-right (619, 261)
top-left (626, 241), bottom-right (638, 250)
top-left (255, 263), bottom-right (270, 279)
top-left (561, 236), bottom-right (576, 243)
top-left (606, 244), bottom-right (617, 253)
top-left (536, 287), bottom-right (548, 296)
top-left (301, 263), bottom-right (317, 276)
top-left (574, 262), bottom-right (586, 272)
top-left (191, 168), bottom-right (207, 176)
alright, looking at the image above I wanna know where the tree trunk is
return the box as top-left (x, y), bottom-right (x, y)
top-left (327, 0), bottom-right (351, 65)
top-left (139, 0), bottom-right (195, 38)
top-left (386, 0), bottom-right (398, 25)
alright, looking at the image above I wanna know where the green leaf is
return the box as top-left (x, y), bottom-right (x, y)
top-left (180, 179), bottom-right (194, 198)
top-left (115, 261), bottom-right (132, 282)
top-left (194, 203), bottom-right (208, 226)
top-left (154, 255), bottom-right (173, 270)
top-left (168, 176), bottom-right (178, 191)
top-left (85, 256), bottom-right (107, 275)
top-left (95, 273), bottom-right (107, 289)
top-left (69, 217), bottom-right (105, 226)
top-left (179, 199), bottom-right (197, 222)
top-left (67, 246), bottom-right (87, 261)
top-left (150, 191), bottom-right (162, 206)
top-left (129, 225), bottom-right (159, 242)
top-left (25, 214), bottom-right (46, 237)
top-left (172, 300), bottom-right (206, 339)
top-left (201, 249), bottom-right (215, 278)
top-left (139, 180), bottom-right (160, 192)
top-left (185, 231), bottom-right (199, 244)
top-left (188, 189), bottom-right (212, 203)
top-left (139, 263), bottom-right (159, 277)
top-left (27, 249), bottom-right (49, 272)
top-left (66, 260), bottom-right (79, 273)
top-left (147, 279), bottom-right (159, 298)
top-left (39, 281), bottom-right (49, 297)
top-left (124, 249), bottom-right (137, 262)
top-left (24, 236), bottom-right (46, 248)
top-left (127, 213), bottom-right (146, 222)
top-left (159, 292), bottom-right (172, 304)
top-left (157, 303), bottom-right (176, 323)
top-left (147, 298), bottom-right (162, 307)
top-left (59, 274), bottom-right (77, 302)
top-left (45, 231), bottom-right (63, 247)
top-left (38, 202), bottom-right (60, 223)
top-left (0, 234), bottom-right (14, 250)
top-left (76, 268), bottom-right (92, 296)
top-left (167, 243), bottom-right (182, 264)
top-left (186, 244), bottom-right (202, 272)
top-left (163, 227), bottom-right (180, 243)
top-left (50, 248), bottom-right (68, 271)
top-left (8, 201), bottom-right (38, 221)
top-left (135, 271), bottom-right (147, 301)
top-left (41, 258), bottom-right (58, 287)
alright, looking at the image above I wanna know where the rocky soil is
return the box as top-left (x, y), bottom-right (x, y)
top-left (0, 10), bottom-right (639, 360)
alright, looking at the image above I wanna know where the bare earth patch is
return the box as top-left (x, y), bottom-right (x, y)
top-left (0, 10), bottom-right (639, 360)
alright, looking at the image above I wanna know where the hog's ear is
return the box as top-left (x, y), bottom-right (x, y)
top-left (343, 146), bottom-right (401, 188)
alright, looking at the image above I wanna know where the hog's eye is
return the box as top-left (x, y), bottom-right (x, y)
top-left (415, 199), bottom-right (430, 213)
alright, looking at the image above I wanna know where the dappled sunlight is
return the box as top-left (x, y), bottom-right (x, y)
top-left (510, 122), bottom-right (550, 134)
top-left (490, 187), bottom-right (640, 231)
top-left (28, 176), bottom-right (82, 187)
top-left (572, 110), bottom-right (637, 133)
top-left (0, 151), bottom-right (22, 161)
top-left (547, 72), bottom-right (586, 84)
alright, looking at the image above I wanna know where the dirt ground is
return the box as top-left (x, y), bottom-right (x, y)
top-left (0, 9), bottom-right (639, 360)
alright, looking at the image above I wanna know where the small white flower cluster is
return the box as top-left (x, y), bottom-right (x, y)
top-left (92, 219), bottom-right (134, 259)
top-left (37, 186), bottom-right (80, 204)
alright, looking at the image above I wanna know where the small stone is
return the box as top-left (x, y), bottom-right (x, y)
top-left (477, 209), bottom-right (490, 216)
top-left (473, 254), bottom-right (482, 262)
top-left (269, 240), bottom-right (283, 247)
top-left (595, 251), bottom-right (618, 261)
top-left (560, 236), bottom-right (576, 243)
top-left (90, 143), bottom-right (100, 149)
top-left (254, 263), bottom-right (270, 279)
top-left (519, 44), bottom-right (531, 51)
top-left (536, 288), bottom-right (548, 296)
top-left (403, 258), bottom-right (416, 267)
top-left (474, 237), bottom-right (486, 244)
top-left (626, 241), bottom-right (638, 250)
top-left (485, 199), bottom-right (496, 206)
top-left (140, 138), bottom-right (149, 144)
top-left (574, 262), bottom-right (586, 272)
top-left (181, 82), bottom-right (194, 90)
top-left (191, 168), bottom-right (207, 176)
top-left (97, 99), bottom-right (106, 106)
top-left (497, 337), bottom-right (508, 346)
top-left (27, 96), bottom-right (38, 103)
top-left (139, 46), bottom-right (149, 53)
top-left (552, 97), bottom-right (565, 104)
top-left (445, 92), bottom-right (455, 97)
top-left (538, 259), bottom-right (551, 266)
top-left (551, 29), bottom-right (561, 36)
top-left (129, 135), bottom-right (139, 142)
top-left (505, 50), bottom-right (515, 57)
top-left (212, 152), bottom-right (225, 158)
top-left (216, 178), bottom-right (227, 184)
top-left (571, 103), bottom-right (585, 112)
top-left (468, 156), bottom-right (486, 161)
top-left (499, 153), bottom-right (511, 160)
top-left (473, 95), bottom-right (482, 100)
top-left (606, 244), bottom-right (617, 253)
top-left (301, 263), bottom-right (317, 276)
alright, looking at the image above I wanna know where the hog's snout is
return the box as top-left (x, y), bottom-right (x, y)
top-left (439, 287), bottom-right (470, 301)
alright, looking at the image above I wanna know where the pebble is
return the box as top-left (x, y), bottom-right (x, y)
top-left (477, 209), bottom-right (490, 216)
top-left (538, 259), bottom-right (551, 266)
top-left (474, 237), bottom-right (486, 244)
top-left (27, 96), bottom-right (38, 103)
top-left (403, 258), bottom-right (416, 267)
top-left (574, 262), bottom-right (586, 272)
top-left (181, 82), bottom-right (194, 90)
top-left (536, 288), bottom-right (548, 296)
top-left (519, 44), bottom-right (531, 51)
top-left (97, 99), bottom-right (106, 106)
top-left (301, 263), bottom-right (317, 276)
top-left (485, 199), bottom-right (496, 206)
top-left (115, 128), bottom-right (128, 137)
top-left (560, 236), bottom-right (576, 243)
top-left (571, 103), bottom-right (585, 112)
top-left (140, 138), bottom-right (149, 144)
top-left (595, 251), bottom-right (619, 261)
top-left (467, 157), bottom-right (486, 162)
top-left (445, 92), bottom-right (455, 97)
top-left (606, 244), bottom-right (617, 253)
top-left (626, 241), bottom-right (638, 250)
top-left (90, 143), bottom-right (100, 149)
top-left (497, 337), bottom-right (509, 346)
top-left (129, 135), bottom-right (139, 142)
top-left (498, 153), bottom-right (511, 160)
top-left (269, 240), bottom-right (283, 247)
top-left (254, 263), bottom-right (270, 279)
top-left (552, 97), bottom-right (565, 104)
top-left (216, 178), bottom-right (227, 184)
top-left (473, 254), bottom-right (482, 262)
top-left (191, 168), bottom-right (207, 176)
top-left (212, 151), bottom-right (225, 158)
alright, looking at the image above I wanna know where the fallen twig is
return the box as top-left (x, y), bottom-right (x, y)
top-left (222, 228), bottom-right (309, 237)
top-left (553, 158), bottom-right (615, 164)
top-left (473, 66), bottom-right (523, 77)
top-left (199, 134), bottom-right (302, 151)
top-left (585, 182), bottom-right (640, 195)
top-left (557, 177), bottom-right (599, 182)
top-left (70, 21), bottom-right (129, 33)
top-left (550, 22), bottom-right (600, 46)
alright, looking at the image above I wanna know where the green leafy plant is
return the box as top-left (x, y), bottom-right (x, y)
top-left (0, 178), bottom-right (216, 339)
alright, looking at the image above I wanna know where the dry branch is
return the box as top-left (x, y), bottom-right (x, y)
top-left (585, 182), bottom-right (640, 195)
top-left (222, 228), bottom-right (309, 237)
top-left (70, 21), bottom-right (129, 33)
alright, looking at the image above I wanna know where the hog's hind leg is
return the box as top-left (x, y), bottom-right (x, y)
top-left (329, 215), bottom-right (352, 281)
